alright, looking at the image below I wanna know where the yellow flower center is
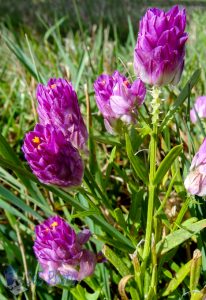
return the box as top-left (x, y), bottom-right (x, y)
top-left (32, 136), bottom-right (40, 144)
top-left (32, 136), bottom-right (41, 150)
top-left (51, 221), bottom-right (58, 228)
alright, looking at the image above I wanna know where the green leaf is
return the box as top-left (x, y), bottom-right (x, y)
top-left (71, 210), bottom-right (99, 219)
top-left (171, 157), bottom-right (185, 196)
top-left (190, 249), bottom-right (202, 294)
top-left (156, 219), bottom-right (206, 255)
top-left (84, 167), bottom-right (112, 209)
top-left (0, 133), bottom-right (48, 207)
top-left (93, 135), bottom-right (121, 147)
top-left (0, 230), bottom-right (22, 264)
top-left (0, 144), bottom-right (134, 251)
top-left (114, 208), bottom-right (127, 231)
top-left (44, 16), bottom-right (67, 41)
top-left (160, 69), bottom-right (201, 131)
top-left (46, 188), bottom-right (134, 251)
top-left (61, 289), bottom-right (69, 300)
top-left (0, 184), bottom-right (43, 221)
top-left (153, 144), bottom-right (183, 185)
top-left (125, 133), bottom-right (148, 184)
top-left (127, 16), bottom-right (135, 48)
top-left (0, 198), bottom-right (34, 226)
top-left (2, 34), bottom-right (44, 82)
top-left (102, 245), bottom-right (130, 277)
top-left (162, 259), bottom-right (192, 296)
top-left (0, 133), bottom-right (21, 164)
top-left (104, 146), bottom-right (116, 188)
top-left (71, 285), bottom-right (100, 300)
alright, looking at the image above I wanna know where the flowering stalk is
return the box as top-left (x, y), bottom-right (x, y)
top-left (141, 87), bottom-right (161, 284)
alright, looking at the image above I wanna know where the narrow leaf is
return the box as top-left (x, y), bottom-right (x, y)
top-left (156, 219), bottom-right (206, 255)
top-left (0, 184), bottom-right (43, 221)
top-left (0, 134), bottom-right (47, 206)
top-left (190, 249), bottom-right (202, 294)
top-left (162, 259), bottom-right (191, 296)
top-left (0, 153), bottom-right (134, 251)
top-left (3, 34), bottom-right (44, 82)
top-left (153, 144), bottom-right (183, 185)
top-left (160, 69), bottom-right (201, 131)
top-left (125, 133), bottom-right (148, 184)
top-left (102, 245), bottom-right (130, 277)
top-left (0, 198), bottom-right (34, 226)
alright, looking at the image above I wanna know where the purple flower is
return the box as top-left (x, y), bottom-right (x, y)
top-left (134, 5), bottom-right (188, 86)
top-left (190, 96), bottom-right (206, 123)
top-left (94, 71), bottom-right (146, 133)
top-left (33, 216), bottom-right (96, 285)
top-left (22, 124), bottom-right (83, 188)
top-left (36, 78), bottom-right (88, 151)
top-left (184, 139), bottom-right (206, 196)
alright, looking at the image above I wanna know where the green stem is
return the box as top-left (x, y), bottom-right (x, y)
top-left (141, 87), bottom-right (161, 277)
top-left (142, 133), bottom-right (157, 264)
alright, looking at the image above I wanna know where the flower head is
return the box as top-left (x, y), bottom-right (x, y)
top-left (94, 71), bottom-right (146, 133)
top-left (190, 96), bottom-right (206, 124)
top-left (22, 124), bottom-right (83, 188)
top-left (184, 139), bottom-right (206, 196)
top-left (36, 78), bottom-right (88, 151)
top-left (33, 216), bottom-right (96, 285)
top-left (134, 5), bottom-right (188, 86)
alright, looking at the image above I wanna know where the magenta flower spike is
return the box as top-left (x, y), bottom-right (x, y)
top-left (134, 5), bottom-right (188, 86)
top-left (33, 216), bottom-right (96, 285)
top-left (22, 124), bottom-right (83, 188)
top-left (36, 78), bottom-right (88, 151)
top-left (94, 71), bottom-right (146, 133)
top-left (190, 96), bottom-right (206, 124)
top-left (184, 139), bottom-right (206, 196)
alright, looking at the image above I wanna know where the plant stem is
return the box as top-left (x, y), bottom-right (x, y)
top-left (141, 87), bottom-right (161, 280)
top-left (141, 133), bottom-right (157, 271)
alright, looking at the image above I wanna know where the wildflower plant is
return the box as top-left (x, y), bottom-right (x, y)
top-left (1, 3), bottom-right (206, 300)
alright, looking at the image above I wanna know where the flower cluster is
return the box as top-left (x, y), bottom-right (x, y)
top-left (134, 5), bottom-right (188, 86)
top-left (94, 71), bottom-right (146, 133)
top-left (22, 78), bottom-right (87, 188)
top-left (93, 6), bottom-right (188, 133)
top-left (37, 78), bottom-right (88, 151)
top-left (22, 124), bottom-right (84, 187)
top-left (34, 216), bottom-right (96, 284)
top-left (21, 4), bottom-right (195, 289)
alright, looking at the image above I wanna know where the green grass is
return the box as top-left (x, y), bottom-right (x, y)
top-left (1, 7), bottom-right (206, 300)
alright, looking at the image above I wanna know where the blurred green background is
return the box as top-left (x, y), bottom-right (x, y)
top-left (1, 0), bottom-right (206, 39)
top-left (1, 0), bottom-right (206, 151)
